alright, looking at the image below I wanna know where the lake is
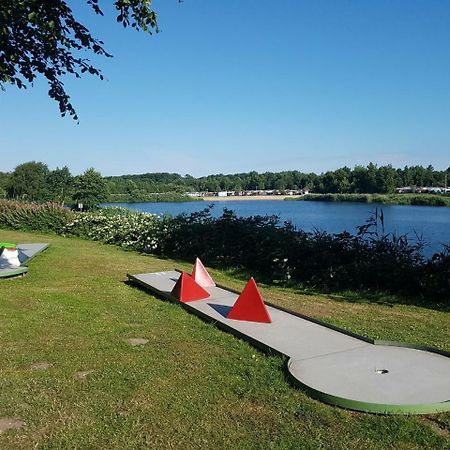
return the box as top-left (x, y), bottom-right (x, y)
top-left (101, 200), bottom-right (450, 256)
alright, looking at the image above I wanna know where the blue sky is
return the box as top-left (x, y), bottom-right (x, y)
top-left (1, 0), bottom-right (450, 176)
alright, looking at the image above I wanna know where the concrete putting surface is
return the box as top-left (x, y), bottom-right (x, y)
top-left (128, 270), bottom-right (450, 414)
top-left (17, 243), bottom-right (49, 264)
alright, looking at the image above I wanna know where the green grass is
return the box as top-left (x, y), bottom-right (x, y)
top-left (293, 193), bottom-right (450, 207)
top-left (0, 230), bottom-right (449, 449)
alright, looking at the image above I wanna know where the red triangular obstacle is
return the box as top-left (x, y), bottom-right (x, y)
top-left (171, 272), bottom-right (210, 303)
top-left (227, 278), bottom-right (272, 323)
top-left (192, 257), bottom-right (216, 288)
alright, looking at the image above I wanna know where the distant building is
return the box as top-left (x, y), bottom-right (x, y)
top-left (395, 186), bottom-right (449, 195)
top-left (396, 187), bottom-right (413, 194)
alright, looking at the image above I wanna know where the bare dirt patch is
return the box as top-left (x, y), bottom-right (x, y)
top-left (126, 338), bottom-right (149, 346)
top-left (422, 417), bottom-right (450, 439)
top-left (30, 362), bottom-right (53, 370)
top-left (74, 369), bottom-right (95, 379)
top-left (0, 418), bottom-right (25, 433)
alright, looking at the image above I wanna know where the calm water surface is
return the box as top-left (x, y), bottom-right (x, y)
top-left (101, 200), bottom-right (450, 256)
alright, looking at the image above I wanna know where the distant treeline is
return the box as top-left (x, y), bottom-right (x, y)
top-left (1, 162), bottom-right (449, 205)
top-left (106, 163), bottom-right (450, 198)
top-left (0, 161), bottom-right (108, 209)
top-left (0, 162), bottom-right (198, 205)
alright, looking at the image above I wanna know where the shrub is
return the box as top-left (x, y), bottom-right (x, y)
top-left (302, 194), bottom-right (371, 203)
top-left (0, 199), bottom-right (74, 233)
top-left (62, 207), bottom-right (166, 253)
top-left (3, 200), bottom-right (449, 304)
top-left (149, 207), bottom-right (450, 303)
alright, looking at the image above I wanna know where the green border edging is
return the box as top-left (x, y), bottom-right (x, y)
top-left (127, 273), bottom-right (282, 358)
top-left (128, 271), bottom-right (450, 415)
top-left (287, 358), bottom-right (450, 415)
top-left (214, 279), bottom-right (450, 357)
top-left (0, 242), bottom-right (17, 248)
top-left (0, 243), bottom-right (49, 279)
top-left (0, 266), bottom-right (28, 278)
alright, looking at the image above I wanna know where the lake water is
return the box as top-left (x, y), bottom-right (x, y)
top-left (101, 200), bottom-right (450, 256)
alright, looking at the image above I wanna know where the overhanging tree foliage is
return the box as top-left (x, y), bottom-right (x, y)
top-left (0, 1), bottom-right (160, 120)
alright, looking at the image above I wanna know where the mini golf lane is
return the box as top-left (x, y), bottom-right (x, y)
top-left (0, 243), bottom-right (49, 278)
top-left (17, 243), bottom-right (49, 264)
top-left (128, 271), bottom-right (450, 415)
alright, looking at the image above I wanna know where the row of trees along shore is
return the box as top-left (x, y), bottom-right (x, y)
top-left (1, 161), bottom-right (449, 205)
top-left (106, 163), bottom-right (450, 198)
top-left (0, 162), bottom-right (107, 208)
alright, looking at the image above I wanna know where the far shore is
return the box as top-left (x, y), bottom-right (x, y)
top-left (201, 195), bottom-right (303, 201)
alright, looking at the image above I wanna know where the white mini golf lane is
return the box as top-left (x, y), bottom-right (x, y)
top-left (17, 243), bottom-right (49, 264)
top-left (128, 270), bottom-right (450, 414)
top-left (0, 243), bottom-right (49, 278)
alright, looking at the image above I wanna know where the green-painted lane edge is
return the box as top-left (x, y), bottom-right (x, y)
top-left (127, 273), bottom-right (283, 357)
top-left (126, 273), bottom-right (173, 302)
top-left (0, 242), bottom-right (17, 248)
top-left (214, 278), bottom-right (450, 356)
top-left (0, 267), bottom-right (28, 278)
top-left (0, 243), bottom-right (49, 279)
top-left (130, 271), bottom-right (450, 415)
top-left (287, 358), bottom-right (450, 415)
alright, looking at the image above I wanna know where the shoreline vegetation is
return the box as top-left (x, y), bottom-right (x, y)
top-left (292, 193), bottom-right (450, 207)
top-left (2, 161), bottom-right (450, 208)
top-left (1, 199), bottom-right (450, 305)
top-left (104, 193), bottom-right (450, 207)
top-left (201, 195), bottom-right (302, 201)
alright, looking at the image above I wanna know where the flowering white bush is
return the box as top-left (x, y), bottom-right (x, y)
top-left (63, 207), bottom-right (168, 253)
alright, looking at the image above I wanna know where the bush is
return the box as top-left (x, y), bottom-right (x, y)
top-left (3, 200), bottom-right (449, 304)
top-left (61, 205), bottom-right (450, 303)
top-left (0, 199), bottom-right (74, 233)
top-left (62, 207), bottom-right (166, 253)
top-left (157, 207), bottom-right (434, 295)
top-left (142, 206), bottom-right (449, 303)
top-left (302, 194), bottom-right (371, 203)
top-left (154, 207), bottom-right (295, 283)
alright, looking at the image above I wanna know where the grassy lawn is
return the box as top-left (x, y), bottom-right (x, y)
top-left (0, 230), bottom-right (449, 449)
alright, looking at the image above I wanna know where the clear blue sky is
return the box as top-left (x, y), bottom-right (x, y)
top-left (1, 0), bottom-right (450, 176)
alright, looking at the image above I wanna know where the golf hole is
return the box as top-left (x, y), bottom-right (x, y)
top-left (375, 369), bottom-right (389, 374)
